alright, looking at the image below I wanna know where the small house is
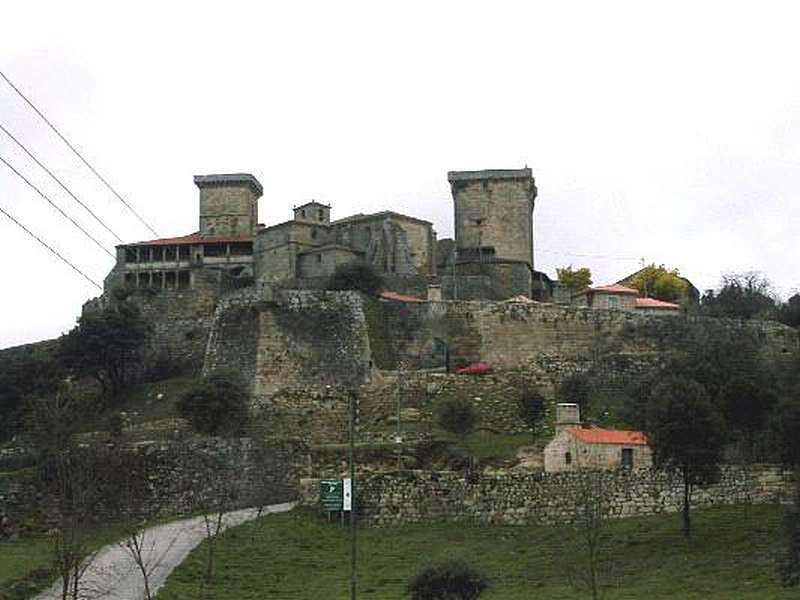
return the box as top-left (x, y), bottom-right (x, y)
top-left (543, 403), bottom-right (652, 472)
top-left (571, 284), bottom-right (639, 312)
top-left (635, 296), bottom-right (681, 315)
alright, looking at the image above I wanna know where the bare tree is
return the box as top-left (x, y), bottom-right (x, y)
top-left (26, 393), bottom-right (119, 599)
top-left (571, 470), bottom-right (613, 600)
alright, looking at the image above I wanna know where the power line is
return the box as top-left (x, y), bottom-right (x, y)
top-left (538, 248), bottom-right (641, 261)
top-left (0, 203), bottom-right (102, 290)
top-left (0, 122), bottom-right (124, 243)
top-left (0, 69), bottom-right (160, 238)
top-left (0, 154), bottom-right (115, 259)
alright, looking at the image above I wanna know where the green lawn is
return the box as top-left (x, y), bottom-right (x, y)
top-left (0, 537), bottom-right (53, 600)
top-left (157, 504), bottom-right (796, 600)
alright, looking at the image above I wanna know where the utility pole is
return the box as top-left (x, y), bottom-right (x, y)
top-left (396, 356), bottom-right (406, 471)
top-left (349, 388), bottom-right (358, 600)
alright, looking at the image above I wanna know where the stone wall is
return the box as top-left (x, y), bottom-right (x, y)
top-left (126, 270), bottom-right (222, 373)
top-left (301, 466), bottom-right (794, 527)
top-left (0, 437), bottom-right (310, 539)
top-left (380, 300), bottom-right (800, 379)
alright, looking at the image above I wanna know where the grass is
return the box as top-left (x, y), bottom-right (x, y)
top-left (0, 522), bottom-right (135, 600)
top-left (464, 431), bottom-right (531, 462)
top-left (0, 536), bottom-right (53, 600)
top-left (156, 503), bottom-right (796, 600)
top-left (77, 374), bottom-right (200, 435)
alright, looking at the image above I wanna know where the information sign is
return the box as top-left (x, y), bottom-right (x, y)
top-left (319, 479), bottom-right (344, 512)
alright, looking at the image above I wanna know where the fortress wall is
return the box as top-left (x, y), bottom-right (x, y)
top-left (129, 272), bottom-right (220, 372)
top-left (382, 300), bottom-right (799, 378)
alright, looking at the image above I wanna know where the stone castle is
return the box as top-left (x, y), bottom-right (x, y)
top-left (104, 168), bottom-right (542, 302)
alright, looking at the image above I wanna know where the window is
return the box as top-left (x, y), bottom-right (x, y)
top-left (565, 451), bottom-right (572, 465)
top-left (607, 295), bottom-right (619, 309)
top-left (311, 229), bottom-right (318, 240)
top-left (621, 448), bottom-right (633, 468)
top-left (301, 209), bottom-right (306, 218)
top-left (318, 208), bottom-right (324, 221)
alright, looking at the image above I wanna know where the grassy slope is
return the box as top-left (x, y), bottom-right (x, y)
top-left (157, 504), bottom-right (795, 600)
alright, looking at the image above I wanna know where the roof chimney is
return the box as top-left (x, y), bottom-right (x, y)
top-left (554, 402), bottom-right (581, 434)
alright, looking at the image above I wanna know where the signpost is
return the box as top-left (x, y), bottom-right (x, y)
top-left (319, 479), bottom-right (344, 512)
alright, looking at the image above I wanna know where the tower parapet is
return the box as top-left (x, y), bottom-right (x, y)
top-left (448, 168), bottom-right (537, 266)
top-left (195, 173), bottom-right (263, 238)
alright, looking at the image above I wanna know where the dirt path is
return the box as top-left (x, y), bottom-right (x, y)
top-left (33, 502), bottom-right (296, 600)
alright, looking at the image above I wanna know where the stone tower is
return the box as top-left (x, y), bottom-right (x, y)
top-left (448, 168), bottom-right (537, 265)
top-left (195, 173), bottom-right (263, 238)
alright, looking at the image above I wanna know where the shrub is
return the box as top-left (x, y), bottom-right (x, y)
top-left (177, 372), bottom-right (249, 436)
top-left (408, 558), bottom-right (487, 600)
top-left (438, 398), bottom-right (479, 440)
top-left (327, 261), bottom-right (383, 296)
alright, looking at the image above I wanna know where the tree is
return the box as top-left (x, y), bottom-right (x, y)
top-left (557, 265), bottom-right (592, 293)
top-left (438, 398), bottom-right (480, 474)
top-left (438, 398), bottom-right (479, 444)
top-left (700, 272), bottom-right (776, 320)
top-left (0, 342), bottom-right (63, 442)
top-left (178, 372), bottom-right (250, 436)
top-left (628, 263), bottom-right (687, 303)
top-left (777, 294), bottom-right (800, 328)
top-left (647, 375), bottom-right (725, 537)
top-left (517, 390), bottom-right (546, 444)
top-left (769, 396), bottom-right (800, 586)
top-left (60, 291), bottom-right (147, 397)
top-left (557, 373), bottom-right (592, 418)
top-left (719, 376), bottom-right (776, 458)
top-left (572, 471), bottom-right (613, 600)
top-left (327, 261), bottom-right (383, 296)
top-left (25, 392), bottom-right (126, 600)
top-left (408, 558), bottom-right (487, 600)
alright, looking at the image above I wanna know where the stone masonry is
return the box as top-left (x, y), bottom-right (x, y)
top-left (301, 466), bottom-right (794, 527)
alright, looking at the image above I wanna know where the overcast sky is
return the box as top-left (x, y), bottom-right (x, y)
top-left (1, 1), bottom-right (798, 349)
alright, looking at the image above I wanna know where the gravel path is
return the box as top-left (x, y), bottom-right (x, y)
top-left (33, 502), bottom-right (296, 600)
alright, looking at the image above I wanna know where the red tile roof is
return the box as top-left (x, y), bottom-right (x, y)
top-left (122, 233), bottom-right (254, 247)
top-left (571, 283), bottom-right (640, 298)
top-left (635, 297), bottom-right (680, 310)
top-left (379, 291), bottom-right (425, 303)
top-left (565, 427), bottom-right (649, 446)
top-left (589, 284), bottom-right (639, 295)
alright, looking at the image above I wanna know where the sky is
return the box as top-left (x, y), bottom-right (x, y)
top-left (1, 1), bottom-right (799, 349)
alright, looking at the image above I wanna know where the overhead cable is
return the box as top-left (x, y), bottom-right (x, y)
top-left (537, 248), bottom-right (642, 262)
top-left (0, 154), bottom-right (115, 259)
top-left (0, 203), bottom-right (102, 290)
top-left (0, 122), bottom-right (123, 243)
top-left (0, 69), bottom-right (160, 238)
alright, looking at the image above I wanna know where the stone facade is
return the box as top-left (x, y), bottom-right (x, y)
top-left (196, 173), bottom-right (262, 238)
top-left (544, 428), bottom-right (652, 472)
top-left (572, 284), bottom-right (639, 312)
top-left (253, 209), bottom-right (436, 285)
top-left (300, 466), bottom-right (793, 527)
top-left (449, 168), bottom-right (536, 265)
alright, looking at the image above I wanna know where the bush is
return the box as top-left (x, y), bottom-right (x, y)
top-left (438, 398), bottom-right (479, 439)
top-left (327, 261), bottom-right (383, 296)
top-left (517, 389), bottom-right (546, 443)
top-left (178, 372), bottom-right (249, 436)
top-left (408, 558), bottom-right (487, 600)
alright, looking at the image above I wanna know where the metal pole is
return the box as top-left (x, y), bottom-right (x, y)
top-left (349, 389), bottom-right (357, 600)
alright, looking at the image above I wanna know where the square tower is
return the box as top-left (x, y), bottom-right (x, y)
top-left (448, 168), bottom-right (537, 265)
top-left (195, 173), bottom-right (263, 238)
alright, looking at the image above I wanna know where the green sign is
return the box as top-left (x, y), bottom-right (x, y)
top-left (320, 479), bottom-right (344, 511)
